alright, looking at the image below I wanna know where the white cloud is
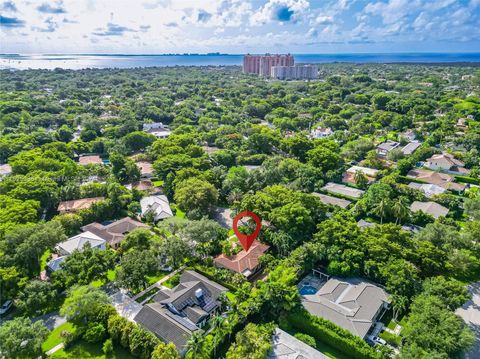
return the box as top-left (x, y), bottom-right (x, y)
top-left (0, 0), bottom-right (479, 54)
top-left (250, 0), bottom-right (309, 25)
top-left (314, 15), bottom-right (333, 25)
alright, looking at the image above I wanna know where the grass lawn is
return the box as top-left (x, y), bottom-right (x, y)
top-left (286, 328), bottom-right (350, 359)
top-left (40, 249), bottom-right (51, 271)
top-left (163, 273), bottom-right (181, 288)
top-left (42, 322), bottom-right (75, 352)
top-left (314, 339), bottom-right (351, 359)
top-left (50, 340), bottom-right (134, 359)
top-left (175, 207), bottom-right (186, 218)
top-left (146, 270), bottom-right (169, 285)
top-left (152, 180), bottom-right (164, 187)
top-left (90, 269), bottom-right (116, 288)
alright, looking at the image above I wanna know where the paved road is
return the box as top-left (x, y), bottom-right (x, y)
top-left (32, 311), bottom-right (66, 331)
top-left (456, 281), bottom-right (480, 359)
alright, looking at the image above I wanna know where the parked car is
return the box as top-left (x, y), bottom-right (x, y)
top-left (0, 300), bottom-right (13, 315)
top-left (367, 335), bottom-right (386, 346)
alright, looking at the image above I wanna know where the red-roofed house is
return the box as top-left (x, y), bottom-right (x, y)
top-left (214, 241), bottom-right (270, 279)
top-left (78, 155), bottom-right (103, 165)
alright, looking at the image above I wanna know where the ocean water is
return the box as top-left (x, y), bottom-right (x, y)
top-left (1, 53), bottom-right (480, 70)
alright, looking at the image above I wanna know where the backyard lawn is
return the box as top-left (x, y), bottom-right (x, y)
top-left (175, 207), bottom-right (186, 218)
top-left (50, 340), bottom-right (134, 359)
top-left (42, 322), bottom-right (75, 352)
top-left (283, 328), bottom-right (350, 359)
top-left (146, 270), bottom-right (169, 285)
top-left (90, 269), bottom-right (116, 288)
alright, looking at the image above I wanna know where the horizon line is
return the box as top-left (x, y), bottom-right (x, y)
top-left (2, 51), bottom-right (480, 56)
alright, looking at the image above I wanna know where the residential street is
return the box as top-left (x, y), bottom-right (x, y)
top-left (456, 282), bottom-right (480, 359)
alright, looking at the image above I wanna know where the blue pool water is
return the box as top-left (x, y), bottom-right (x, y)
top-left (299, 285), bottom-right (317, 295)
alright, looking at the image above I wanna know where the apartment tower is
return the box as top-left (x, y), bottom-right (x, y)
top-left (243, 54), bottom-right (294, 76)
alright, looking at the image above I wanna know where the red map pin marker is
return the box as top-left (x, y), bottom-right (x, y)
top-left (233, 211), bottom-right (262, 252)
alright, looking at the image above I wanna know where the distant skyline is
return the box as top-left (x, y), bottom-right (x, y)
top-left (1, 0), bottom-right (480, 54)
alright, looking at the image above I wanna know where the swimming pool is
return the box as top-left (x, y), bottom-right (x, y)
top-left (299, 285), bottom-right (317, 295)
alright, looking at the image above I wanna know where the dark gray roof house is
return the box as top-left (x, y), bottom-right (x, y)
top-left (302, 277), bottom-right (390, 339)
top-left (134, 270), bottom-right (227, 352)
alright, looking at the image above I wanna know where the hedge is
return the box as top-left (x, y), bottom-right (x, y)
top-left (454, 175), bottom-right (480, 185)
top-left (281, 310), bottom-right (384, 359)
top-left (188, 265), bottom-right (239, 292)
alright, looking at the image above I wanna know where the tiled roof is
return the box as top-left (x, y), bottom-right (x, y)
top-left (312, 193), bottom-right (351, 209)
top-left (214, 240), bottom-right (270, 276)
top-left (268, 328), bottom-right (328, 359)
top-left (57, 197), bottom-right (105, 213)
top-left (56, 231), bottom-right (105, 255)
top-left (302, 278), bottom-right (389, 339)
top-left (410, 201), bottom-right (449, 219)
top-left (81, 217), bottom-right (148, 247)
top-left (134, 270), bottom-right (227, 351)
top-left (406, 169), bottom-right (465, 191)
top-left (140, 195), bottom-right (173, 220)
top-left (377, 140), bottom-right (400, 152)
top-left (78, 155), bottom-right (103, 165)
top-left (426, 153), bottom-right (464, 168)
top-left (136, 161), bottom-right (154, 176)
top-left (321, 182), bottom-right (365, 199)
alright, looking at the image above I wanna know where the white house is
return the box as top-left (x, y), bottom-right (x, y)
top-left (0, 164), bottom-right (12, 179)
top-left (56, 231), bottom-right (106, 256)
top-left (140, 195), bottom-right (173, 221)
top-left (310, 127), bottom-right (333, 139)
top-left (143, 123), bottom-right (171, 138)
top-left (424, 153), bottom-right (469, 175)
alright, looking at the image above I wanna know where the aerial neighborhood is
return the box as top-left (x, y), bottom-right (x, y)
top-left (0, 54), bottom-right (480, 359)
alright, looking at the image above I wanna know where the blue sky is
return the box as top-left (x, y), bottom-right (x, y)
top-left (1, 0), bottom-right (479, 54)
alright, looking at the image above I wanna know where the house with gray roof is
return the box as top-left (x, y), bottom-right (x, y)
top-left (302, 278), bottom-right (390, 339)
top-left (81, 217), bottom-right (149, 249)
top-left (56, 231), bottom-right (106, 256)
top-left (46, 256), bottom-right (67, 274)
top-left (401, 141), bottom-right (422, 156)
top-left (140, 195), bottom-right (173, 222)
top-left (410, 201), bottom-right (449, 219)
top-left (269, 328), bottom-right (328, 359)
top-left (134, 270), bottom-right (227, 353)
top-left (376, 140), bottom-right (400, 157)
top-left (321, 182), bottom-right (365, 199)
top-left (312, 192), bottom-right (351, 209)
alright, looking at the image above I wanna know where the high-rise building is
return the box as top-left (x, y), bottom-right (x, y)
top-left (271, 65), bottom-right (318, 80)
top-left (243, 54), bottom-right (294, 76)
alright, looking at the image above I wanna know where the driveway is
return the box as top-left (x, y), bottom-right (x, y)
top-left (456, 281), bottom-right (480, 359)
top-left (32, 311), bottom-right (66, 331)
top-left (110, 290), bottom-right (142, 321)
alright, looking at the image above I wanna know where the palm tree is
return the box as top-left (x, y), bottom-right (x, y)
top-left (185, 330), bottom-right (205, 359)
top-left (392, 294), bottom-right (408, 322)
top-left (392, 196), bottom-right (411, 224)
top-left (211, 314), bottom-right (225, 358)
top-left (354, 170), bottom-right (368, 189)
top-left (373, 198), bottom-right (390, 224)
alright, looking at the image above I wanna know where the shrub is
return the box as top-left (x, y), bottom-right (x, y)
top-left (83, 322), bottom-right (107, 343)
top-left (294, 333), bottom-right (316, 348)
top-left (63, 331), bottom-right (80, 349)
top-left (281, 310), bottom-right (383, 359)
top-left (379, 331), bottom-right (401, 347)
top-left (103, 338), bottom-right (114, 357)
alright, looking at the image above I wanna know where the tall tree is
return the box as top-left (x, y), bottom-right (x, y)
top-left (0, 317), bottom-right (49, 359)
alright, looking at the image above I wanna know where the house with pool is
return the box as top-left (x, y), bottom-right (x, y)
top-left (299, 273), bottom-right (390, 340)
